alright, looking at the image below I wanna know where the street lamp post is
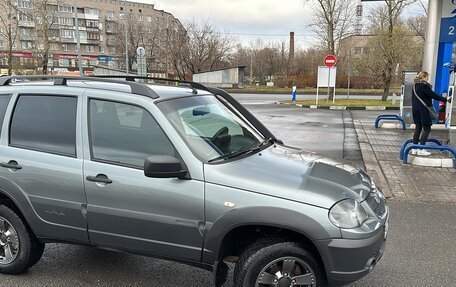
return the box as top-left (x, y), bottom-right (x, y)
top-left (73, 0), bottom-right (83, 75)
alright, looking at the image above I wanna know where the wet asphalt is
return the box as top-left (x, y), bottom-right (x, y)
top-left (0, 98), bottom-right (454, 286)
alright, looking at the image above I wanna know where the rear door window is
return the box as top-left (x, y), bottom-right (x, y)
top-left (0, 94), bottom-right (12, 135)
top-left (10, 95), bottom-right (78, 156)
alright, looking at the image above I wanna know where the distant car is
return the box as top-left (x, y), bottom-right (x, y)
top-left (0, 75), bottom-right (388, 286)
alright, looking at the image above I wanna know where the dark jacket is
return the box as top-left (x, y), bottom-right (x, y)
top-left (412, 81), bottom-right (447, 126)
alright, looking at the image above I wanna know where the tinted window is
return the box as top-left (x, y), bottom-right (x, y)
top-left (90, 99), bottom-right (175, 167)
top-left (0, 94), bottom-right (12, 135)
top-left (10, 95), bottom-right (77, 156)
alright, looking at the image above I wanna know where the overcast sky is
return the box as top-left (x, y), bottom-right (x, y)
top-left (136, 0), bottom-right (428, 49)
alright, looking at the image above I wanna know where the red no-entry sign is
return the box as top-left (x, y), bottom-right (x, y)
top-left (324, 55), bottom-right (337, 68)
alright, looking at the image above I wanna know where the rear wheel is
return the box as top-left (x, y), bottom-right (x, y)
top-left (0, 205), bottom-right (44, 274)
top-left (234, 240), bottom-right (325, 287)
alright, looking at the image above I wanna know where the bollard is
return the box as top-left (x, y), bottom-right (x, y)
top-left (292, 86), bottom-right (297, 102)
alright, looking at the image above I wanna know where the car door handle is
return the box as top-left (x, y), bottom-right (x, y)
top-left (0, 160), bottom-right (22, 170)
top-left (86, 174), bottom-right (112, 184)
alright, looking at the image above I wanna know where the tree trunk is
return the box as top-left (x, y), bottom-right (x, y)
top-left (42, 54), bottom-right (49, 75)
top-left (382, 75), bottom-right (392, 101)
top-left (7, 47), bottom-right (13, 75)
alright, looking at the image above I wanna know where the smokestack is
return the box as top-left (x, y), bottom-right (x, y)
top-left (288, 31), bottom-right (295, 76)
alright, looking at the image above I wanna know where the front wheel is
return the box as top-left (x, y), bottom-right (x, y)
top-left (234, 240), bottom-right (325, 287)
top-left (0, 205), bottom-right (44, 274)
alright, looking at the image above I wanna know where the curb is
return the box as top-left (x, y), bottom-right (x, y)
top-left (353, 120), bottom-right (394, 199)
top-left (275, 102), bottom-right (400, 111)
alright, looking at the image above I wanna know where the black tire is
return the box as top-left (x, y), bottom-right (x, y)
top-left (0, 205), bottom-right (44, 274)
top-left (234, 239), bottom-right (326, 287)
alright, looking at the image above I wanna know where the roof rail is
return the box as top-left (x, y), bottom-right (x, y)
top-left (91, 75), bottom-right (209, 94)
top-left (0, 75), bottom-right (160, 99)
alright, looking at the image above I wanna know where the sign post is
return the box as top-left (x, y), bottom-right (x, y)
top-left (316, 55), bottom-right (337, 105)
top-left (324, 55), bottom-right (337, 104)
top-left (136, 47), bottom-right (147, 77)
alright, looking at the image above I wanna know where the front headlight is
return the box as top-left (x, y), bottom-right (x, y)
top-left (329, 199), bottom-right (368, 229)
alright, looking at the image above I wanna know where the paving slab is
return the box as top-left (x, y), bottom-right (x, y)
top-left (353, 117), bottom-right (456, 203)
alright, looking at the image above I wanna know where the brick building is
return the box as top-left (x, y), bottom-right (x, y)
top-left (0, 0), bottom-right (185, 75)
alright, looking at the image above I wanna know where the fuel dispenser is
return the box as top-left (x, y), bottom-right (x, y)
top-left (400, 71), bottom-right (419, 126)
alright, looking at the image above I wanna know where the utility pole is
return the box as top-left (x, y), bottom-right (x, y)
top-left (73, 0), bottom-right (83, 75)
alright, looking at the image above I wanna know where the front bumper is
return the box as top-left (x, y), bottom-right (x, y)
top-left (315, 221), bottom-right (388, 286)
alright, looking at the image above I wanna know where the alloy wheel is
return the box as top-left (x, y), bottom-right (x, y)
top-left (256, 256), bottom-right (316, 287)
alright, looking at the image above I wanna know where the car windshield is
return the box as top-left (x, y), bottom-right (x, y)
top-left (157, 95), bottom-right (265, 162)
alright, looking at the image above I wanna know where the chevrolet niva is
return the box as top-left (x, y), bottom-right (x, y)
top-left (0, 75), bottom-right (388, 286)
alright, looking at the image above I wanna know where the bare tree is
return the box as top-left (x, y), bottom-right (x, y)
top-left (0, 0), bottom-right (18, 75)
top-left (116, 13), bottom-right (148, 72)
top-left (18, 0), bottom-right (62, 74)
top-left (369, 0), bottom-right (417, 101)
top-left (303, 0), bottom-right (357, 99)
top-left (407, 0), bottom-right (427, 41)
top-left (165, 20), bottom-right (236, 78)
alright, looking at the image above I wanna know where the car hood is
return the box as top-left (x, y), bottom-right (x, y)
top-left (204, 144), bottom-right (373, 209)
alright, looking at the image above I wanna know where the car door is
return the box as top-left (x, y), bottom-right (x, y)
top-left (83, 94), bottom-right (205, 262)
top-left (0, 90), bottom-right (88, 243)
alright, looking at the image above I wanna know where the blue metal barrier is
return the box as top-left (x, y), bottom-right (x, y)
top-left (375, 115), bottom-right (406, 130)
top-left (403, 144), bottom-right (456, 168)
top-left (399, 138), bottom-right (443, 160)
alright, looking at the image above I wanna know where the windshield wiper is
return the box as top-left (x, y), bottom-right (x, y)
top-left (208, 138), bottom-right (275, 163)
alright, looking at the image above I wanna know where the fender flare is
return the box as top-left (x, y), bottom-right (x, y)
top-left (202, 206), bottom-right (332, 264)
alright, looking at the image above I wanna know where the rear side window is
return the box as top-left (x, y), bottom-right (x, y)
top-left (0, 94), bottom-right (12, 135)
top-left (10, 95), bottom-right (77, 156)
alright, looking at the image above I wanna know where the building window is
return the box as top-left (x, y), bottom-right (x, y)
top-left (18, 14), bottom-right (32, 22)
top-left (61, 44), bottom-right (69, 51)
top-left (87, 32), bottom-right (99, 40)
top-left (86, 45), bottom-right (95, 52)
top-left (107, 11), bottom-right (114, 18)
top-left (138, 14), bottom-right (143, 21)
top-left (84, 8), bottom-right (99, 16)
top-left (59, 17), bottom-right (74, 26)
top-left (58, 5), bottom-right (73, 13)
top-left (21, 41), bottom-right (33, 49)
top-left (147, 16), bottom-right (152, 23)
top-left (119, 12), bottom-right (125, 19)
top-left (86, 20), bottom-right (98, 28)
top-left (50, 43), bottom-right (59, 51)
top-left (60, 30), bottom-right (75, 38)
top-left (17, 0), bottom-right (33, 9)
top-left (98, 46), bottom-right (104, 53)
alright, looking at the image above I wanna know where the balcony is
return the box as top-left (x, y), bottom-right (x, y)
top-left (106, 28), bottom-right (117, 34)
top-left (19, 34), bottom-right (34, 41)
top-left (87, 39), bottom-right (100, 45)
top-left (60, 37), bottom-right (76, 43)
top-left (86, 26), bottom-right (99, 32)
top-left (18, 20), bottom-right (34, 28)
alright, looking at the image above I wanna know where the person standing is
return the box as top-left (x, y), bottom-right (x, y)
top-left (411, 71), bottom-right (448, 156)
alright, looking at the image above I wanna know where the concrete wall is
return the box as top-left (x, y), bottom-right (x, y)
top-left (192, 67), bottom-right (245, 88)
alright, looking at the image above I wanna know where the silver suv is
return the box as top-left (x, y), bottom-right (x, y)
top-left (0, 75), bottom-right (388, 286)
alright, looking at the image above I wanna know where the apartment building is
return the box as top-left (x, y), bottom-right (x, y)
top-left (0, 0), bottom-right (185, 75)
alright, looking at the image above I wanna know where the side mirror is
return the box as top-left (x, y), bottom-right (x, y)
top-left (144, 155), bottom-right (188, 179)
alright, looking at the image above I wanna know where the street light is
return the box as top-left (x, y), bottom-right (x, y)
top-left (73, 0), bottom-right (83, 75)
top-left (121, 5), bottom-right (131, 74)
